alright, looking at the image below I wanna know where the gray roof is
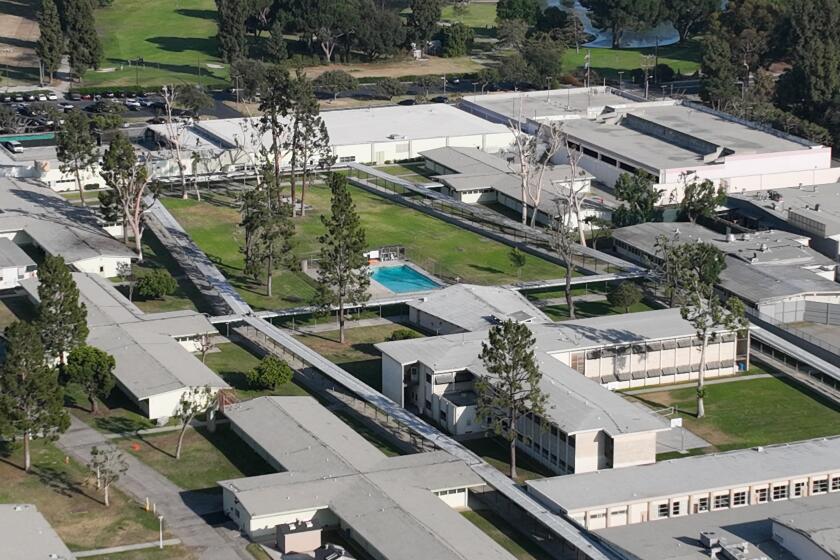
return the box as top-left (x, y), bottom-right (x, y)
top-left (0, 178), bottom-right (135, 264)
top-left (409, 284), bottom-right (551, 332)
top-left (23, 273), bottom-right (227, 400)
top-left (596, 491), bottom-right (840, 560)
top-left (0, 237), bottom-right (35, 269)
top-left (772, 505), bottom-right (840, 558)
top-left (0, 504), bottom-right (74, 560)
top-left (731, 183), bottom-right (840, 237)
top-left (461, 87), bottom-right (641, 122)
top-left (422, 146), bottom-right (511, 174)
top-left (526, 437), bottom-right (840, 513)
top-left (612, 222), bottom-right (840, 304)
top-left (377, 309), bottom-right (692, 435)
top-left (220, 397), bottom-right (516, 560)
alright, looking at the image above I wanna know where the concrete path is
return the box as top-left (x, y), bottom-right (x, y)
top-left (290, 315), bottom-right (407, 335)
top-left (622, 373), bottom-right (772, 396)
top-left (74, 539), bottom-right (181, 557)
top-left (57, 417), bottom-right (252, 560)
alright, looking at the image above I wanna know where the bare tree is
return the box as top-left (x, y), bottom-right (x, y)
top-left (525, 122), bottom-right (565, 228)
top-left (506, 111), bottom-right (537, 225)
top-left (559, 134), bottom-right (591, 247)
top-left (161, 85), bottom-right (198, 200)
top-left (550, 198), bottom-right (578, 319)
top-left (175, 386), bottom-right (215, 460)
top-left (87, 445), bottom-right (128, 507)
top-left (198, 334), bottom-right (215, 364)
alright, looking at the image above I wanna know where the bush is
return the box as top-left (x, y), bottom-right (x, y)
top-left (607, 281), bottom-right (642, 313)
top-left (136, 269), bottom-right (177, 300)
top-left (386, 328), bottom-right (422, 342)
top-left (441, 22), bottom-right (474, 58)
top-left (246, 355), bottom-right (293, 389)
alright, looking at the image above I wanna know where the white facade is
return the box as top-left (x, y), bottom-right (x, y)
top-left (0, 264), bottom-right (35, 290)
top-left (71, 255), bottom-right (134, 279)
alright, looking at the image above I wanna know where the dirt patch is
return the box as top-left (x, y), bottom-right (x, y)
top-left (0, 0), bottom-right (40, 84)
top-left (304, 55), bottom-right (483, 80)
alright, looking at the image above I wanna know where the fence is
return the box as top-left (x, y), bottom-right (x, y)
top-left (746, 307), bottom-right (840, 369)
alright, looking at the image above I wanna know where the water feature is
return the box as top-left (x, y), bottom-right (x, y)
top-left (371, 265), bottom-right (441, 294)
top-left (549, 0), bottom-right (680, 49)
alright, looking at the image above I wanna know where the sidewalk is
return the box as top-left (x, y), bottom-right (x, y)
top-left (57, 417), bottom-right (252, 560)
top-left (74, 539), bottom-right (181, 557)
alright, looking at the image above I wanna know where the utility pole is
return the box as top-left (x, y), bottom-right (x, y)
top-left (584, 50), bottom-right (591, 89)
top-left (618, 71), bottom-right (624, 91)
top-left (640, 54), bottom-right (655, 100)
top-left (546, 76), bottom-right (552, 100)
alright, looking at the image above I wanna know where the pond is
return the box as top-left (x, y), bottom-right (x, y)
top-left (549, 0), bottom-right (680, 49)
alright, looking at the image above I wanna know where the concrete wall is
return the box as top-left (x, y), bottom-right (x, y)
top-left (71, 255), bottom-right (133, 279)
top-left (380, 353), bottom-right (406, 407)
top-left (409, 308), bottom-right (466, 335)
top-left (434, 487), bottom-right (470, 509)
top-left (611, 432), bottom-right (658, 469)
top-left (803, 301), bottom-right (840, 326)
top-left (772, 522), bottom-right (834, 560)
top-left (0, 264), bottom-right (36, 290)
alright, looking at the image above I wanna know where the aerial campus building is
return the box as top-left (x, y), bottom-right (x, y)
top-left (219, 396), bottom-right (517, 560)
top-left (145, 104), bottom-right (515, 179)
top-left (22, 273), bottom-right (228, 421)
top-left (460, 87), bottom-right (840, 204)
top-left (0, 177), bottom-right (134, 279)
top-left (377, 301), bottom-right (748, 474)
top-left (611, 222), bottom-right (840, 323)
top-left (0, 504), bottom-right (74, 560)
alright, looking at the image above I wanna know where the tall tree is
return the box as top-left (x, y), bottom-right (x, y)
top-left (589, 0), bottom-right (663, 49)
top-left (259, 65), bottom-right (293, 201)
top-left (680, 179), bottom-right (726, 223)
top-left (0, 321), bottom-right (69, 472)
top-left (63, 0), bottom-right (102, 78)
top-left (242, 194), bottom-right (295, 297)
top-left (612, 172), bottom-right (662, 227)
top-left (607, 281), bottom-right (642, 313)
top-left (175, 386), bottom-right (215, 460)
top-left (266, 18), bottom-right (288, 63)
top-left (670, 243), bottom-right (747, 418)
top-left (87, 445), bottom-right (128, 507)
top-left (700, 32), bottom-right (739, 110)
top-left (289, 70), bottom-right (332, 217)
top-left (409, 0), bottom-right (442, 50)
top-left (315, 174), bottom-right (370, 344)
top-left (66, 345), bottom-right (116, 414)
top-left (37, 255), bottom-right (88, 366)
top-left (720, 0), bottom-right (782, 72)
top-left (215, 0), bottom-right (249, 62)
top-left (355, 6), bottom-right (406, 61)
top-left (441, 22), bottom-right (474, 58)
top-left (101, 132), bottom-right (149, 259)
top-left (477, 320), bottom-right (546, 481)
top-left (496, 0), bottom-right (541, 25)
top-left (36, 0), bottom-right (64, 84)
top-left (550, 198), bottom-right (579, 319)
top-left (314, 70), bottom-right (357, 101)
top-left (56, 109), bottom-right (97, 207)
top-left (664, 0), bottom-right (718, 43)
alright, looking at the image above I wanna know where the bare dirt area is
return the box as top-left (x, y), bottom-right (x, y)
top-left (0, 0), bottom-right (40, 85)
top-left (304, 55), bottom-right (483, 80)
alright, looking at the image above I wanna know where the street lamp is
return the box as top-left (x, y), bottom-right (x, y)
top-left (158, 515), bottom-right (164, 549)
top-left (442, 75), bottom-right (447, 95)
top-left (617, 71), bottom-right (624, 91)
top-left (546, 76), bottom-right (552, 101)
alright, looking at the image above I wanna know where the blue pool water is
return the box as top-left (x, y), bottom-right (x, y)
top-left (371, 265), bottom-right (440, 293)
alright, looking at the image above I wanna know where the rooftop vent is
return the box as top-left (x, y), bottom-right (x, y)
top-left (387, 134), bottom-right (406, 140)
top-left (760, 243), bottom-right (768, 252)
top-left (726, 233), bottom-right (735, 243)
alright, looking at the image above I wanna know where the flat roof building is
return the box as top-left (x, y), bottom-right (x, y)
top-left (461, 88), bottom-right (838, 203)
top-left (0, 178), bottom-right (134, 278)
top-left (0, 504), bottom-right (74, 560)
top-left (771, 504), bottom-right (840, 560)
top-left (526, 437), bottom-right (840, 530)
top-left (612, 222), bottom-right (840, 322)
top-left (22, 273), bottom-right (228, 421)
top-left (219, 396), bottom-right (517, 560)
top-left (0, 237), bottom-right (36, 289)
top-left (375, 309), bottom-right (746, 474)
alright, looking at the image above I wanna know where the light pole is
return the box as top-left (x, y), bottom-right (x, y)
top-left (546, 76), bottom-right (552, 101)
top-left (158, 515), bottom-right (164, 549)
top-left (442, 75), bottom-right (447, 95)
top-left (617, 71), bottom-right (624, 91)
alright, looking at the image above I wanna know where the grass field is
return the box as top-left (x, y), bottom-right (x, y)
top-left (116, 426), bottom-right (275, 490)
top-left (441, 3), bottom-right (498, 29)
top-left (563, 40), bottom-right (702, 80)
top-left (462, 510), bottom-right (552, 560)
top-left (98, 546), bottom-right (196, 559)
top-left (203, 341), bottom-right (309, 400)
top-left (293, 323), bottom-right (424, 391)
top-left (462, 437), bottom-right (555, 483)
top-left (630, 375), bottom-right (840, 452)
top-left (0, 440), bottom-right (162, 551)
top-left (64, 383), bottom-right (159, 435)
top-left (128, 232), bottom-right (206, 314)
top-left (163, 183), bottom-right (565, 311)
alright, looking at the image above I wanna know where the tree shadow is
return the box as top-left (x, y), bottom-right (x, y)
top-left (194, 426), bottom-right (275, 478)
top-left (31, 463), bottom-right (90, 499)
top-left (94, 416), bottom-right (151, 435)
top-left (146, 36), bottom-right (219, 57)
top-left (468, 263), bottom-right (506, 275)
top-left (174, 8), bottom-right (217, 21)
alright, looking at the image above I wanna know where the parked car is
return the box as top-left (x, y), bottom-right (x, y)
top-left (0, 95), bottom-right (10, 103)
top-left (398, 98), bottom-right (416, 106)
top-left (58, 102), bottom-right (74, 110)
top-left (13, 94), bottom-right (23, 102)
top-left (25, 94), bottom-right (36, 101)
top-left (147, 116), bottom-right (166, 124)
top-left (430, 95), bottom-right (449, 104)
top-left (47, 93), bottom-right (58, 100)
top-left (36, 94), bottom-right (47, 101)
top-left (3, 141), bottom-right (23, 153)
top-left (124, 98), bottom-right (141, 108)
top-left (68, 92), bottom-right (82, 101)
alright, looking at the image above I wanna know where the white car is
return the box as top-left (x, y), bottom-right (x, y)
top-left (47, 93), bottom-right (58, 100)
top-left (124, 98), bottom-right (141, 108)
top-left (3, 141), bottom-right (23, 154)
top-left (36, 94), bottom-right (47, 101)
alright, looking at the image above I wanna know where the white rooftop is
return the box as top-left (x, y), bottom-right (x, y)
top-left (0, 237), bottom-right (35, 269)
top-left (0, 504), bottom-right (74, 560)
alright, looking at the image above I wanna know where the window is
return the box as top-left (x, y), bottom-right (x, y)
top-left (754, 488), bottom-right (768, 503)
top-left (732, 491), bottom-right (747, 507)
top-left (671, 502), bottom-right (681, 516)
top-left (812, 479), bottom-right (829, 494)
top-left (712, 494), bottom-right (730, 509)
top-left (832, 476), bottom-right (840, 491)
top-left (694, 498), bottom-right (709, 513)
top-left (619, 161), bottom-right (637, 173)
top-left (439, 410), bottom-right (447, 422)
top-left (570, 352), bottom-right (585, 374)
top-left (772, 485), bottom-right (789, 501)
top-left (657, 503), bottom-right (669, 518)
top-left (611, 508), bottom-right (627, 516)
top-left (582, 147), bottom-right (598, 158)
top-left (425, 399), bottom-right (431, 411)
top-left (338, 155), bottom-right (356, 163)
top-left (600, 154), bottom-right (617, 166)
top-left (793, 482), bottom-right (806, 498)
top-left (589, 512), bottom-right (606, 520)
top-left (426, 373), bottom-right (432, 383)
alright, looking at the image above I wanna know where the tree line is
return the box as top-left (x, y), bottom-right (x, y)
top-left (37, 0), bottom-right (103, 82)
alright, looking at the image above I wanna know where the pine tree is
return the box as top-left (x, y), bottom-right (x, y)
top-left (266, 19), bottom-right (288, 63)
top-left (700, 33), bottom-right (739, 110)
top-left (63, 0), bottom-right (102, 79)
top-left (0, 321), bottom-right (69, 473)
top-left (56, 109), bottom-right (97, 206)
top-left (315, 174), bottom-right (370, 344)
top-left (66, 345), bottom-right (115, 414)
top-left (36, 0), bottom-right (64, 84)
top-left (288, 69), bottom-right (331, 217)
top-left (476, 320), bottom-right (546, 481)
top-left (215, 0), bottom-right (248, 62)
top-left (37, 255), bottom-right (88, 366)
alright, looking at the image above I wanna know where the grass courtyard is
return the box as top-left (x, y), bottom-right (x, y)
top-left (0, 440), bottom-right (163, 551)
top-left (462, 510), bottom-right (552, 560)
top-left (163, 183), bottom-right (565, 311)
top-left (203, 341), bottom-right (309, 400)
top-left (462, 437), bottom-right (555, 484)
top-left (629, 373), bottom-right (840, 454)
top-left (116, 426), bottom-right (275, 490)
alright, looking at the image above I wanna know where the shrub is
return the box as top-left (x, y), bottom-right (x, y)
top-left (386, 328), bottom-right (422, 342)
top-left (136, 269), bottom-right (177, 300)
top-left (607, 281), bottom-right (642, 313)
top-left (246, 355), bottom-right (293, 389)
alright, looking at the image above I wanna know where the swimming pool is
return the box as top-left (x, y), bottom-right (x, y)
top-left (371, 265), bottom-right (440, 293)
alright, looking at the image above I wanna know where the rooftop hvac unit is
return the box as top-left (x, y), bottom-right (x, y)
top-left (387, 134), bottom-right (406, 140)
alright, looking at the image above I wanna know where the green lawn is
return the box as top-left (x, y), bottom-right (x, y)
top-left (630, 375), bottom-right (840, 452)
top-left (462, 437), bottom-right (555, 483)
top-left (292, 323), bottom-right (424, 391)
top-left (89, 0), bottom-right (226, 87)
top-left (203, 341), bottom-right (309, 400)
top-left (563, 40), bottom-right (702, 80)
top-left (441, 3), bottom-right (498, 29)
top-left (163, 183), bottom-right (565, 311)
top-left (462, 510), bottom-right (552, 560)
top-left (0, 440), bottom-right (163, 551)
top-left (128, 232), bottom-right (207, 314)
top-left (65, 383), bottom-right (159, 435)
top-left (539, 299), bottom-right (656, 321)
top-left (116, 426), bottom-right (275, 490)
top-left (96, 546), bottom-right (196, 559)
